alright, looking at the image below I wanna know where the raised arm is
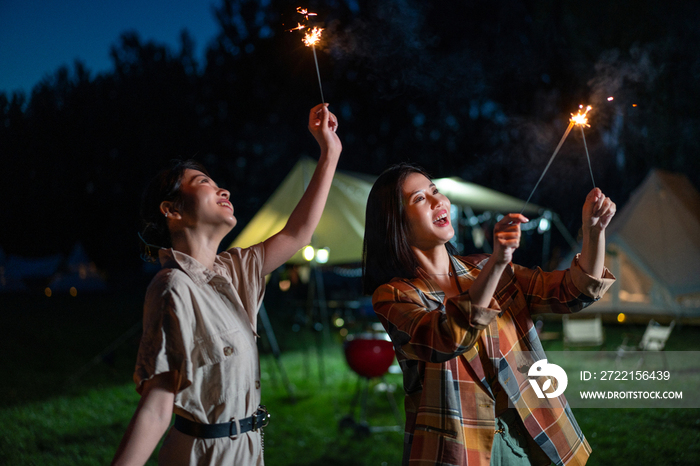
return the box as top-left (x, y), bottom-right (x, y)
top-left (579, 187), bottom-right (616, 278)
top-left (261, 103), bottom-right (342, 275)
top-left (467, 213), bottom-right (528, 308)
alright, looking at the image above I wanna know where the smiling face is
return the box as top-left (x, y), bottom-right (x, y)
top-left (401, 172), bottom-right (454, 250)
top-left (170, 169), bottom-right (237, 230)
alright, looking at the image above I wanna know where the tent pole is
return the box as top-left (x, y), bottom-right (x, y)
top-left (542, 223), bottom-right (551, 270)
top-left (258, 303), bottom-right (296, 402)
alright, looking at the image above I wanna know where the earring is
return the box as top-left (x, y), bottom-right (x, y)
top-left (164, 213), bottom-right (168, 218)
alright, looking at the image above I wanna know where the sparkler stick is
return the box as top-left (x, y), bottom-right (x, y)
top-left (310, 42), bottom-right (325, 103)
top-left (312, 47), bottom-right (324, 103)
top-left (519, 105), bottom-right (592, 214)
top-left (580, 126), bottom-right (595, 187)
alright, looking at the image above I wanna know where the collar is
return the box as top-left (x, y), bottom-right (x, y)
top-left (414, 253), bottom-right (483, 304)
top-left (158, 248), bottom-right (230, 287)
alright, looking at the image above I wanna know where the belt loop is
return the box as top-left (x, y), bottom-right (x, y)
top-left (229, 417), bottom-right (241, 440)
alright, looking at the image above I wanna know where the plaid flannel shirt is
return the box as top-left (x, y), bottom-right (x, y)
top-left (372, 253), bottom-right (615, 466)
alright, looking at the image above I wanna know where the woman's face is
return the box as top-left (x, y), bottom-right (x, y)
top-left (174, 169), bottom-right (237, 230)
top-left (401, 172), bottom-right (454, 250)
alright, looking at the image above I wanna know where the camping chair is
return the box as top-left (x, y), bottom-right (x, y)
top-left (562, 314), bottom-right (604, 349)
top-left (616, 320), bottom-right (676, 370)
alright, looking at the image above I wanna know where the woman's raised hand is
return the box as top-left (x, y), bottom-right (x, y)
top-left (582, 188), bottom-right (616, 235)
top-left (492, 214), bottom-right (529, 265)
top-left (308, 103), bottom-right (342, 159)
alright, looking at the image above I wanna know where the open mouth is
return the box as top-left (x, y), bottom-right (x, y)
top-left (217, 201), bottom-right (233, 212)
top-left (433, 211), bottom-right (449, 226)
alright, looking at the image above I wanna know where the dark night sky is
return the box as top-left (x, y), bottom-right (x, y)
top-left (0, 0), bottom-right (219, 94)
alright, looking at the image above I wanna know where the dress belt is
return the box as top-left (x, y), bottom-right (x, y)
top-left (174, 405), bottom-right (270, 439)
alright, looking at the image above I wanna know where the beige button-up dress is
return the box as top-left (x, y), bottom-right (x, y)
top-left (134, 244), bottom-right (266, 465)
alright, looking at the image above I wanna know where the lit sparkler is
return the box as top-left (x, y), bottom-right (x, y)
top-left (304, 27), bottom-right (325, 103)
top-left (520, 105), bottom-right (595, 214)
top-left (289, 8), bottom-right (325, 103)
top-left (302, 26), bottom-right (323, 47)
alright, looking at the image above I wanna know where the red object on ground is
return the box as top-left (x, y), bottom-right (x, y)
top-left (343, 334), bottom-right (395, 379)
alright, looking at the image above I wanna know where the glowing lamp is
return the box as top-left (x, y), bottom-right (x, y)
top-left (315, 247), bottom-right (330, 264)
top-left (302, 245), bottom-right (315, 261)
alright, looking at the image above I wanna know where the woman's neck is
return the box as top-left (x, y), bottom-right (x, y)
top-left (171, 229), bottom-right (222, 271)
top-left (411, 244), bottom-right (451, 276)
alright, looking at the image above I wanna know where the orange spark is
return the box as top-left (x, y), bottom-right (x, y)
top-left (607, 96), bottom-right (614, 101)
top-left (288, 22), bottom-right (306, 32)
top-left (296, 7), bottom-right (317, 20)
top-left (302, 27), bottom-right (323, 47)
top-left (570, 105), bottom-right (592, 127)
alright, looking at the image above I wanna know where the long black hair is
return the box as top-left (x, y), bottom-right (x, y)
top-left (362, 163), bottom-right (457, 295)
top-left (139, 159), bottom-right (210, 261)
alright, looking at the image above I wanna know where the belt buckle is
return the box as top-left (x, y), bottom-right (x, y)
top-left (253, 405), bottom-right (270, 431)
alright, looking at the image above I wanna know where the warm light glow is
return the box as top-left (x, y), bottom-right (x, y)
top-left (619, 290), bottom-right (648, 303)
top-left (570, 105), bottom-right (592, 127)
top-left (69, 287), bottom-right (77, 297)
top-left (334, 317), bottom-right (345, 327)
top-left (617, 313), bottom-right (626, 323)
top-left (632, 104), bottom-right (638, 107)
top-left (339, 328), bottom-right (348, 337)
top-left (279, 279), bottom-right (291, 292)
top-left (302, 26), bottom-right (323, 47)
top-left (44, 287), bottom-right (52, 297)
top-left (607, 96), bottom-right (614, 101)
top-left (302, 245), bottom-right (315, 261)
top-left (315, 247), bottom-right (330, 264)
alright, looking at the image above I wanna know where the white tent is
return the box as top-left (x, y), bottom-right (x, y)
top-left (230, 158), bottom-right (372, 265)
top-left (569, 169), bottom-right (700, 318)
top-left (230, 158), bottom-right (546, 265)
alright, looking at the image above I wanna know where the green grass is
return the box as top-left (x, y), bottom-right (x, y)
top-left (1, 294), bottom-right (699, 465)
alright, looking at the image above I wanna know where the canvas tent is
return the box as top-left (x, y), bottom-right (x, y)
top-left (230, 158), bottom-right (547, 264)
top-left (231, 158), bottom-right (372, 264)
top-left (566, 169), bottom-right (700, 318)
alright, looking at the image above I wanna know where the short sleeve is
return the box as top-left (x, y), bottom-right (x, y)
top-left (133, 270), bottom-right (194, 394)
top-left (218, 243), bottom-right (266, 326)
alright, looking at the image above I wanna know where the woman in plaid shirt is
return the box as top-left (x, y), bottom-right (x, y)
top-left (362, 164), bottom-right (615, 466)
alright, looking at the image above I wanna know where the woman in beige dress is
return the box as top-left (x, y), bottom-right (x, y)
top-left (112, 104), bottom-right (341, 465)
